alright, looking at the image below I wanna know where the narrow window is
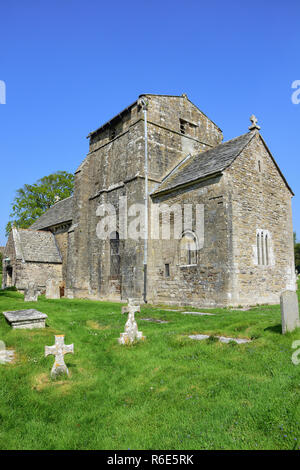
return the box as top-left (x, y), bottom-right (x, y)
top-left (257, 230), bottom-right (271, 266)
top-left (165, 263), bottom-right (170, 277)
top-left (188, 242), bottom-right (192, 265)
top-left (257, 233), bottom-right (261, 265)
top-left (265, 234), bottom-right (269, 265)
top-left (261, 232), bottom-right (265, 265)
top-left (110, 231), bottom-right (120, 278)
top-left (258, 160), bottom-right (261, 172)
top-left (109, 127), bottom-right (116, 140)
top-left (180, 119), bottom-right (186, 135)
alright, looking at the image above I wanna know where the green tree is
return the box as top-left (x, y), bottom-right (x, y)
top-left (6, 171), bottom-right (74, 236)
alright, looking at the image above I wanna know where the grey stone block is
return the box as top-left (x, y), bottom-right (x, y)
top-left (280, 290), bottom-right (300, 334)
top-left (3, 309), bottom-right (48, 329)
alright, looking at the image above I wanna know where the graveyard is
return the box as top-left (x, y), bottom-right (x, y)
top-left (0, 283), bottom-right (299, 450)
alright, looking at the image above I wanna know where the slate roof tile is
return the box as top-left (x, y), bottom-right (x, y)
top-left (30, 196), bottom-right (73, 230)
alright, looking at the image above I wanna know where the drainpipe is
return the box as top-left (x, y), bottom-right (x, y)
top-left (138, 97), bottom-right (149, 303)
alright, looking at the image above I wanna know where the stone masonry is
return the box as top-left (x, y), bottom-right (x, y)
top-left (3, 94), bottom-right (296, 307)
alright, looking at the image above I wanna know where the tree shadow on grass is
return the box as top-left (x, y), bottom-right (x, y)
top-left (264, 324), bottom-right (282, 335)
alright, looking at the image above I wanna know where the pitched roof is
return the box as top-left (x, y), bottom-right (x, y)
top-left (12, 228), bottom-right (62, 263)
top-left (151, 132), bottom-right (255, 195)
top-left (30, 196), bottom-right (73, 230)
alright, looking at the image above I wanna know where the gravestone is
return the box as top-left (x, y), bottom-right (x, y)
top-left (45, 335), bottom-right (74, 377)
top-left (280, 290), bottom-right (300, 334)
top-left (118, 303), bottom-right (145, 344)
top-left (3, 309), bottom-right (48, 329)
top-left (24, 281), bottom-right (38, 302)
top-left (0, 340), bottom-right (15, 364)
top-left (46, 279), bottom-right (60, 299)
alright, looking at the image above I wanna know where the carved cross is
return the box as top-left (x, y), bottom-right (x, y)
top-left (249, 114), bottom-right (261, 130)
top-left (45, 335), bottom-right (74, 377)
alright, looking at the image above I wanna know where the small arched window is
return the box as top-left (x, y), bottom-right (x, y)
top-left (180, 231), bottom-right (198, 266)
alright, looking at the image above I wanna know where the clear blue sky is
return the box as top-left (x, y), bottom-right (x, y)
top-left (0, 0), bottom-right (299, 245)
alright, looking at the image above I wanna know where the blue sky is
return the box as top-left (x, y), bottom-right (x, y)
top-left (0, 0), bottom-right (299, 245)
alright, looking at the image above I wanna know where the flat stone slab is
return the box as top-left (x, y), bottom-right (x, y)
top-left (141, 318), bottom-right (169, 324)
top-left (162, 309), bottom-right (182, 312)
top-left (189, 334), bottom-right (251, 344)
top-left (182, 311), bottom-right (215, 316)
top-left (230, 307), bottom-right (251, 311)
top-left (3, 309), bottom-right (48, 329)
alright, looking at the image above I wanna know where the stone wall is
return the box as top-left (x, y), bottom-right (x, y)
top-left (52, 225), bottom-right (71, 284)
top-left (14, 262), bottom-right (63, 293)
top-left (2, 232), bottom-right (16, 288)
top-left (2, 230), bottom-right (63, 293)
top-left (148, 176), bottom-right (230, 307)
top-left (63, 96), bottom-right (295, 307)
top-left (66, 94), bottom-right (222, 300)
top-left (225, 131), bottom-right (296, 305)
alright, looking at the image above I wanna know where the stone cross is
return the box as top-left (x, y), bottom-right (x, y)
top-left (118, 305), bottom-right (145, 344)
top-left (249, 114), bottom-right (261, 131)
top-left (45, 335), bottom-right (74, 377)
top-left (121, 298), bottom-right (140, 314)
top-left (280, 290), bottom-right (300, 334)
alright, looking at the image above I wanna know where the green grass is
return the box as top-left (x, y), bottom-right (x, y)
top-left (0, 285), bottom-right (300, 450)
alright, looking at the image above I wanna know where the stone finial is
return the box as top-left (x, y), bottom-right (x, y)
top-left (182, 93), bottom-right (188, 99)
top-left (54, 195), bottom-right (61, 203)
top-left (45, 335), bottom-right (74, 377)
top-left (249, 114), bottom-right (261, 131)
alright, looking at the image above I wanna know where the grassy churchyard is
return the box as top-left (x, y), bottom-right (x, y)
top-left (0, 284), bottom-right (299, 450)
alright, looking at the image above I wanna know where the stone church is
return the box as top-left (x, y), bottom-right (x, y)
top-left (2, 94), bottom-right (296, 306)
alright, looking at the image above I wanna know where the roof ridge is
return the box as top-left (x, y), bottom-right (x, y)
top-left (151, 131), bottom-right (256, 196)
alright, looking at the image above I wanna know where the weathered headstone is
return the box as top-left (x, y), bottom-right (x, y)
top-left (3, 309), bottom-right (48, 329)
top-left (280, 290), bottom-right (300, 334)
top-left (45, 279), bottom-right (60, 300)
top-left (45, 335), bottom-right (74, 377)
top-left (24, 281), bottom-right (38, 302)
top-left (118, 303), bottom-right (145, 344)
top-left (0, 340), bottom-right (15, 364)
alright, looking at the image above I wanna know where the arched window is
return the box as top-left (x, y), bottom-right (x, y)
top-left (180, 231), bottom-right (198, 266)
top-left (256, 230), bottom-right (271, 266)
top-left (110, 231), bottom-right (120, 278)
